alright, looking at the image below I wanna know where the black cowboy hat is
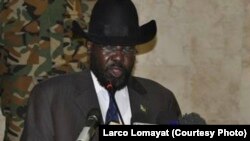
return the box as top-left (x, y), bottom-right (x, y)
top-left (72, 0), bottom-right (157, 46)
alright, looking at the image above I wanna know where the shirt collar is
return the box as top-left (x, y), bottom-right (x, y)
top-left (90, 71), bottom-right (131, 124)
top-left (90, 71), bottom-right (107, 94)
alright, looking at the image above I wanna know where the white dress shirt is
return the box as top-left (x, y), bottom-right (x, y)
top-left (90, 71), bottom-right (132, 124)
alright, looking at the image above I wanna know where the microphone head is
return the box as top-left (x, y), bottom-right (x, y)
top-left (86, 108), bottom-right (102, 127)
top-left (178, 112), bottom-right (206, 125)
top-left (106, 82), bottom-right (113, 91)
top-left (156, 110), bottom-right (181, 125)
top-left (105, 81), bottom-right (116, 95)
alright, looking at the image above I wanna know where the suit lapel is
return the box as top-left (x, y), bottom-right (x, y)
top-left (71, 71), bottom-right (150, 124)
top-left (72, 70), bottom-right (104, 123)
top-left (128, 77), bottom-right (151, 124)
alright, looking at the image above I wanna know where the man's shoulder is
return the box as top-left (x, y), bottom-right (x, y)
top-left (40, 71), bottom-right (86, 85)
top-left (133, 76), bottom-right (159, 84)
top-left (131, 76), bottom-right (180, 113)
top-left (133, 76), bottom-right (166, 87)
top-left (131, 76), bottom-right (173, 94)
top-left (32, 70), bottom-right (90, 94)
top-left (29, 71), bottom-right (90, 100)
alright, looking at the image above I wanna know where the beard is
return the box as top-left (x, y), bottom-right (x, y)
top-left (90, 56), bottom-right (134, 91)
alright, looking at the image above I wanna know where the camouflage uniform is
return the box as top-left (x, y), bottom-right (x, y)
top-left (0, 0), bottom-right (96, 140)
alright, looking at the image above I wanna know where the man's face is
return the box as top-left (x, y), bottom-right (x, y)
top-left (89, 42), bottom-right (136, 91)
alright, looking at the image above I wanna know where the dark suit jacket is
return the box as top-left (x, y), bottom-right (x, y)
top-left (21, 69), bottom-right (181, 141)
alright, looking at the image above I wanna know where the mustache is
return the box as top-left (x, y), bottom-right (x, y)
top-left (106, 62), bottom-right (126, 71)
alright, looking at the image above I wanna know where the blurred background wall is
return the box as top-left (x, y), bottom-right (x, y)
top-left (1, 0), bottom-right (250, 140)
top-left (133, 0), bottom-right (250, 124)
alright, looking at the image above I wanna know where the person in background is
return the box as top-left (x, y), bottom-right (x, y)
top-left (21, 0), bottom-right (181, 141)
top-left (0, 0), bottom-right (95, 140)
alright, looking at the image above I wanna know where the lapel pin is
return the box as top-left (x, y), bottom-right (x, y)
top-left (140, 104), bottom-right (147, 113)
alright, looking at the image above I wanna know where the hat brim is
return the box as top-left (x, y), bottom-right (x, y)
top-left (72, 20), bottom-right (157, 46)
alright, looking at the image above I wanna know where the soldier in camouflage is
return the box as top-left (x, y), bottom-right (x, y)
top-left (0, 0), bottom-right (96, 140)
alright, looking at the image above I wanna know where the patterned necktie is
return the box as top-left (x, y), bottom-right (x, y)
top-left (105, 93), bottom-right (119, 124)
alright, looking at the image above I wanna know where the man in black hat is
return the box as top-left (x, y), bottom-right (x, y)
top-left (21, 0), bottom-right (181, 141)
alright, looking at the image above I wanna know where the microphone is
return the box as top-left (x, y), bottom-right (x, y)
top-left (105, 82), bottom-right (114, 95)
top-left (105, 81), bottom-right (125, 125)
top-left (132, 112), bottom-right (206, 125)
top-left (77, 109), bottom-right (101, 141)
top-left (177, 112), bottom-right (206, 125)
top-left (166, 112), bottom-right (206, 125)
